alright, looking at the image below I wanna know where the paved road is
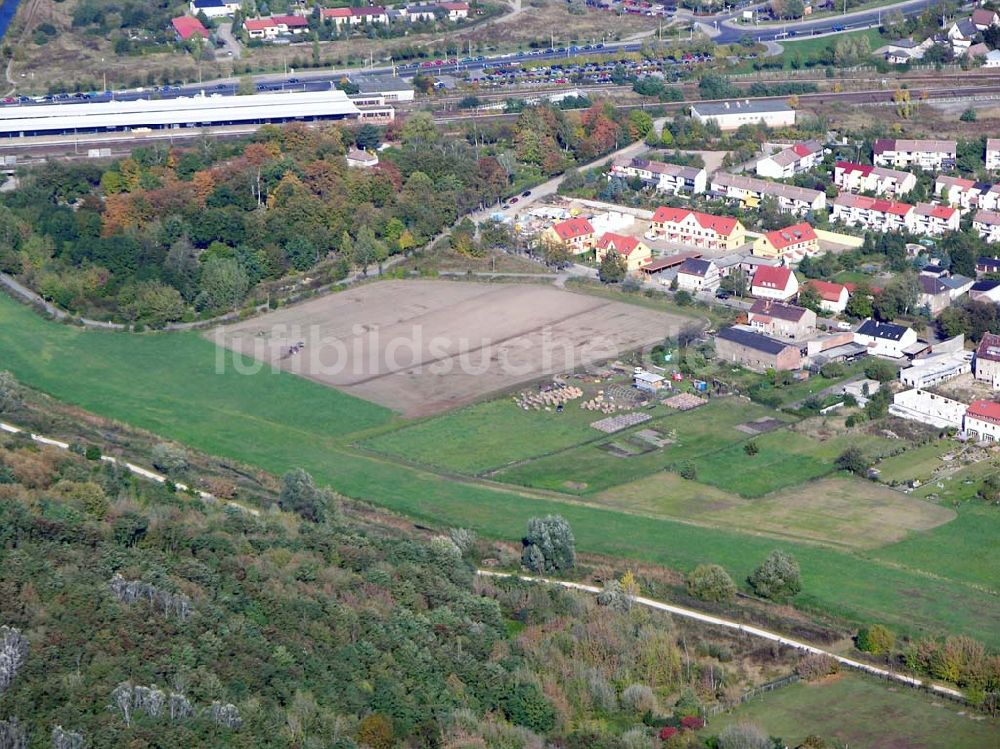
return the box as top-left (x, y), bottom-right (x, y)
top-left (215, 21), bottom-right (243, 61)
top-left (478, 570), bottom-right (966, 700)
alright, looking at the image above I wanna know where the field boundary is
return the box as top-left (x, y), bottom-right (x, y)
top-left (479, 570), bottom-right (970, 704)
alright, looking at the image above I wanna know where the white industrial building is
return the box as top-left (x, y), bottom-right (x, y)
top-left (690, 100), bottom-right (796, 131)
top-left (898, 350), bottom-right (973, 388)
top-left (0, 90), bottom-right (393, 138)
top-left (889, 388), bottom-right (966, 429)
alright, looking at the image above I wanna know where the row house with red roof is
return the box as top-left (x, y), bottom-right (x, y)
top-left (965, 399), bottom-right (1000, 441)
top-left (650, 207), bottom-right (746, 250)
top-left (594, 232), bottom-right (651, 271)
top-left (751, 222), bottom-right (819, 263)
top-left (833, 161), bottom-right (916, 198)
top-left (320, 6), bottom-right (390, 25)
top-left (541, 217), bottom-right (596, 255)
top-left (831, 193), bottom-right (914, 233)
top-left (755, 140), bottom-right (823, 180)
top-left (912, 202), bottom-right (961, 236)
top-left (935, 176), bottom-right (1000, 213)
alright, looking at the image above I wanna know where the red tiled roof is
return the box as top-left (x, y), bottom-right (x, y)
top-left (439, 1), bottom-right (470, 9)
top-left (977, 333), bottom-right (1000, 363)
top-left (551, 217), bottom-right (595, 241)
top-left (595, 232), bottom-right (642, 256)
top-left (967, 399), bottom-right (1000, 424)
top-left (172, 15), bottom-right (209, 39)
top-left (972, 8), bottom-right (998, 25)
top-left (835, 193), bottom-right (914, 217)
top-left (917, 203), bottom-right (958, 221)
top-left (752, 265), bottom-right (794, 291)
top-left (273, 14), bottom-right (309, 25)
top-left (791, 143), bottom-right (813, 157)
top-left (836, 160), bottom-right (873, 176)
top-left (245, 17), bottom-right (276, 30)
top-left (352, 6), bottom-right (387, 15)
top-left (322, 7), bottom-right (353, 16)
top-left (805, 279), bottom-right (848, 302)
top-left (651, 207), bottom-right (740, 236)
top-left (844, 282), bottom-right (882, 295)
top-left (763, 222), bottom-right (816, 251)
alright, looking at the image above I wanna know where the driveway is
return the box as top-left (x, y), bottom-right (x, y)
top-left (215, 22), bottom-right (242, 61)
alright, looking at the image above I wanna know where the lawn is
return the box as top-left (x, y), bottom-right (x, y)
top-left (493, 399), bottom-right (782, 494)
top-left (779, 27), bottom-right (885, 60)
top-left (2, 293), bottom-right (1000, 645)
top-left (704, 672), bottom-right (999, 749)
top-left (874, 440), bottom-right (951, 485)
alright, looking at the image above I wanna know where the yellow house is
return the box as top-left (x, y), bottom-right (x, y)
top-left (752, 222), bottom-right (819, 261)
top-left (542, 217), bottom-right (596, 255)
top-left (651, 207), bottom-right (745, 251)
top-left (594, 232), bottom-right (652, 271)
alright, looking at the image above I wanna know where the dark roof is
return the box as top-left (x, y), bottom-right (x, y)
top-left (978, 255), bottom-right (1000, 269)
top-left (919, 275), bottom-right (949, 295)
top-left (677, 258), bottom-right (713, 277)
top-left (716, 326), bottom-right (792, 355)
top-left (749, 299), bottom-right (809, 322)
top-left (856, 319), bottom-right (909, 341)
top-left (972, 279), bottom-right (1000, 292)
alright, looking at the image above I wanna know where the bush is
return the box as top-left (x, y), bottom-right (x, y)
top-left (857, 624), bottom-right (896, 656)
top-left (620, 684), bottom-right (658, 715)
top-left (748, 550), bottom-right (801, 601)
top-left (151, 443), bottom-right (188, 475)
top-left (686, 564), bottom-right (737, 602)
top-left (521, 515), bottom-right (575, 572)
top-left (501, 682), bottom-right (556, 733)
top-left (0, 371), bottom-right (21, 413)
top-left (84, 444), bottom-right (102, 461)
top-left (796, 653), bottom-right (840, 681)
top-left (835, 446), bottom-right (869, 476)
top-left (717, 722), bottom-right (770, 749)
top-left (864, 359), bottom-right (896, 383)
top-left (279, 467), bottom-right (334, 523)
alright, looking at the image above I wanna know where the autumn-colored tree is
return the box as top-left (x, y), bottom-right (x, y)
top-left (357, 714), bottom-right (394, 749)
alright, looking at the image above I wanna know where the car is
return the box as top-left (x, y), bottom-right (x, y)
top-left (832, 24), bottom-right (845, 31)
top-left (787, 30), bottom-right (797, 36)
top-left (0, 97), bottom-right (14, 104)
top-left (509, 196), bottom-right (519, 204)
top-left (215, 83), bottom-right (226, 89)
top-left (714, 290), bottom-right (731, 300)
top-left (836, 321), bottom-right (853, 331)
top-left (287, 77), bottom-right (299, 83)
top-left (521, 190), bottom-right (531, 197)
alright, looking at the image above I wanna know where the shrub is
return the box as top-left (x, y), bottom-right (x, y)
top-left (677, 461), bottom-right (697, 481)
top-left (620, 684), bottom-right (658, 715)
top-left (659, 726), bottom-right (678, 740)
top-left (679, 716), bottom-right (704, 731)
top-left (279, 468), bottom-right (334, 524)
top-left (0, 371), bottom-right (21, 413)
top-left (796, 653), bottom-right (840, 681)
top-left (748, 550), bottom-right (802, 601)
top-left (84, 445), bottom-right (102, 461)
top-left (686, 564), bottom-right (737, 603)
top-left (151, 443), bottom-right (188, 474)
top-left (501, 682), bottom-right (556, 733)
top-left (521, 515), bottom-right (575, 572)
top-left (856, 624), bottom-right (896, 656)
top-left (717, 721), bottom-right (769, 749)
top-left (835, 446), bottom-right (869, 476)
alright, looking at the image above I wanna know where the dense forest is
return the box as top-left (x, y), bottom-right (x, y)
top-left (0, 103), bottom-right (640, 325)
top-left (0, 374), bottom-right (838, 749)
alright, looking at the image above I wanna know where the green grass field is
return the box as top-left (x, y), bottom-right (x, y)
top-left (705, 673), bottom-right (999, 749)
top-left (2, 292), bottom-right (1000, 645)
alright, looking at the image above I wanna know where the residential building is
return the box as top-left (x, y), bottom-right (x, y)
top-left (244, 14), bottom-right (309, 38)
top-left (609, 157), bottom-right (707, 194)
top-left (919, 275), bottom-right (953, 316)
top-left (889, 388), bottom-right (966, 429)
top-left (977, 254), bottom-right (1000, 275)
top-left (873, 138), bottom-right (957, 170)
top-left (935, 175), bottom-right (984, 212)
top-left (755, 140), bottom-right (823, 180)
top-left (979, 185), bottom-right (1000, 212)
top-left (747, 300), bottom-right (816, 339)
top-left (833, 161), bottom-right (916, 198)
top-left (542, 217), bottom-right (596, 255)
top-left (947, 18), bottom-right (978, 52)
top-left (711, 173), bottom-right (826, 215)
top-left (831, 193), bottom-right (914, 232)
top-left (854, 319), bottom-right (918, 359)
top-left (675, 258), bottom-right (720, 293)
top-left (172, 15), bottom-right (209, 40)
top-left (752, 222), bottom-right (819, 262)
top-left (190, 0), bottom-right (241, 18)
top-left (715, 326), bottom-right (802, 372)
top-left (974, 333), bottom-right (1000, 387)
top-left (323, 6), bottom-right (389, 25)
top-left (974, 210), bottom-right (1000, 244)
top-left (899, 350), bottom-right (973, 387)
top-left (750, 265), bottom-right (799, 301)
top-left (984, 50), bottom-right (1000, 68)
top-left (880, 38), bottom-right (932, 63)
top-left (965, 400), bottom-right (1000, 441)
top-left (690, 100), bottom-right (796, 130)
top-left (987, 139), bottom-right (1000, 171)
top-left (967, 42), bottom-right (991, 60)
top-left (803, 279), bottom-right (849, 314)
top-left (972, 8), bottom-right (1000, 29)
top-left (913, 202), bottom-right (960, 236)
top-left (594, 232), bottom-right (652, 271)
top-left (970, 279), bottom-right (1000, 303)
top-left (346, 149), bottom-right (379, 168)
top-left (650, 207), bottom-right (746, 250)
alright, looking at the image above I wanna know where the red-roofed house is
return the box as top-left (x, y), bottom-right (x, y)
top-left (594, 232), bottom-right (651, 271)
top-left (804, 279), bottom-right (849, 314)
top-left (972, 8), bottom-right (999, 30)
top-left (650, 207), bottom-right (745, 250)
top-left (974, 333), bottom-right (1000, 388)
top-left (440, 1), bottom-right (471, 19)
top-left (751, 266), bottom-right (799, 301)
top-left (831, 193), bottom-right (915, 232)
top-left (755, 140), bottom-right (823, 179)
top-left (245, 14), bottom-right (308, 38)
top-left (752, 222), bottom-right (819, 262)
top-left (913, 202), bottom-right (960, 237)
top-left (322, 7), bottom-right (355, 25)
top-left (542, 217), bottom-right (596, 254)
top-left (964, 399), bottom-right (1000, 441)
top-left (172, 15), bottom-right (209, 40)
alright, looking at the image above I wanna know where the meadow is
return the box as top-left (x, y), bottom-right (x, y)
top-left (704, 673), bottom-right (999, 749)
top-left (1, 292), bottom-right (999, 645)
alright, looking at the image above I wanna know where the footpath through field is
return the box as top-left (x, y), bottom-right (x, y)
top-left (477, 570), bottom-right (966, 701)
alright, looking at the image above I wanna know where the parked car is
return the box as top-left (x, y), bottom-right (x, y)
top-left (521, 190), bottom-right (531, 197)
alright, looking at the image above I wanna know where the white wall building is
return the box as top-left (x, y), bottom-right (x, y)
top-left (854, 319), bottom-right (918, 359)
top-left (890, 388), bottom-right (966, 429)
top-left (755, 140), bottom-right (823, 180)
top-left (690, 100), bottom-right (796, 131)
top-left (964, 400), bottom-right (1000, 441)
top-left (831, 193), bottom-right (914, 232)
top-left (609, 157), bottom-right (707, 194)
top-left (987, 139), bottom-right (1000, 171)
top-left (912, 202), bottom-right (961, 236)
top-left (973, 209), bottom-right (1000, 243)
top-left (675, 258), bottom-right (721, 293)
top-left (711, 172), bottom-right (825, 215)
top-left (873, 138), bottom-right (957, 170)
top-left (834, 161), bottom-right (916, 198)
top-left (899, 350), bottom-right (973, 388)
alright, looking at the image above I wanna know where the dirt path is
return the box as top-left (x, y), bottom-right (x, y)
top-left (477, 570), bottom-right (967, 701)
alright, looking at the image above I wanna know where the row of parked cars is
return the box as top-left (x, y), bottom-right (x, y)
top-left (468, 54), bottom-right (709, 87)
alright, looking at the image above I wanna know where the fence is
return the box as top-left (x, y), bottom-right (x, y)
top-left (703, 674), bottom-right (801, 718)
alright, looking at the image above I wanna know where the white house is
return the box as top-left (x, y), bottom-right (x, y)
top-left (854, 319), bottom-right (917, 359)
top-left (987, 139), bottom-right (1000, 171)
top-left (675, 258), bottom-right (721, 293)
top-left (873, 138), bottom-right (957, 170)
top-left (834, 161), bottom-right (916, 198)
top-left (831, 193), bottom-right (914, 232)
top-left (650, 207), bottom-right (746, 250)
top-left (711, 172), bottom-right (826, 215)
top-left (609, 157), bottom-right (707, 194)
top-left (972, 8), bottom-right (1000, 30)
top-left (912, 202), bottom-right (961, 237)
top-left (974, 209), bottom-right (1000, 243)
top-left (190, 0), bottom-right (241, 18)
top-left (974, 333), bottom-right (1000, 388)
top-left (984, 49), bottom-right (1000, 68)
top-left (889, 388), bottom-right (966, 429)
top-left (804, 279), bottom-right (849, 314)
top-left (964, 400), bottom-right (1000, 441)
top-left (755, 140), bottom-right (823, 180)
top-left (947, 19), bottom-right (978, 53)
top-left (750, 265), bottom-right (799, 302)
top-left (690, 100), bottom-right (796, 130)
top-left (935, 176), bottom-right (984, 212)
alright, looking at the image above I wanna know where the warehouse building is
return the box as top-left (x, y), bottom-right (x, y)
top-left (690, 100), bottom-right (796, 130)
top-left (715, 326), bottom-right (802, 372)
top-left (0, 90), bottom-right (393, 138)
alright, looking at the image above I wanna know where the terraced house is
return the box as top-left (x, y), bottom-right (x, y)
top-left (593, 232), bottom-right (651, 271)
top-left (873, 138), bottom-right (957, 170)
top-left (542, 217), bottom-right (596, 254)
top-left (913, 202), bottom-right (960, 237)
top-left (752, 222), bottom-right (819, 262)
top-left (710, 173), bottom-right (826, 216)
top-left (609, 157), bottom-right (707, 194)
top-left (831, 193), bottom-right (914, 233)
top-left (650, 207), bottom-right (745, 250)
top-left (935, 176), bottom-right (1000, 213)
top-left (973, 209), bottom-right (1000, 243)
top-left (833, 161), bottom-right (916, 198)
top-left (755, 140), bottom-right (823, 180)
top-left (988, 139), bottom-right (1000, 171)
